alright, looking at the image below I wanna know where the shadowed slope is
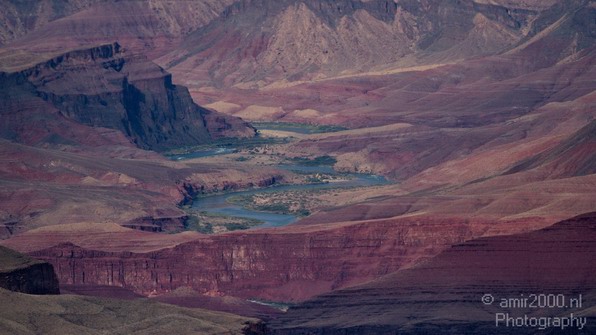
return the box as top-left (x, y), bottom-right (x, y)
top-left (270, 213), bottom-right (596, 334)
top-left (0, 42), bottom-right (255, 151)
top-left (0, 245), bottom-right (59, 295)
top-left (504, 120), bottom-right (596, 177)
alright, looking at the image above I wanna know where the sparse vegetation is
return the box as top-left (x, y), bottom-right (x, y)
top-left (253, 121), bottom-right (348, 134)
top-left (184, 215), bottom-right (213, 234)
top-left (183, 211), bottom-right (263, 234)
top-left (289, 155), bottom-right (337, 166)
top-left (163, 136), bottom-right (292, 156)
top-left (0, 288), bottom-right (258, 335)
top-left (227, 190), bottom-right (328, 217)
top-left (224, 223), bottom-right (252, 231)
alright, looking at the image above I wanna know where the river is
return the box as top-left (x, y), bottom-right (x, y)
top-left (174, 124), bottom-right (389, 229)
top-left (192, 165), bottom-right (388, 228)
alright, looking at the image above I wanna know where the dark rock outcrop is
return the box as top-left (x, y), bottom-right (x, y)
top-left (243, 321), bottom-right (271, 335)
top-left (122, 216), bottom-right (189, 233)
top-left (0, 245), bottom-right (59, 295)
top-left (0, 42), bottom-right (255, 150)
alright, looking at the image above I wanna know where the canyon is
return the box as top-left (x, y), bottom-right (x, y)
top-left (0, 0), bottom-right (594, 334)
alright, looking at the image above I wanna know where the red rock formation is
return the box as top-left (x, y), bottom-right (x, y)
top-left (22, 216), bottom-right (508, 302)
top-left (159, 0), bottom-right (595, 185)
top-left (269, 212), bottom-right (596, 334)
top-left (0, 4), bottom-right (592, 333)
top-left (503, 120), bottom-right (596, 178)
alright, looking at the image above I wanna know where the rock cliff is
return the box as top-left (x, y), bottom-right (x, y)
top-left (0, 42), bottom-right (255, 150)
top-left (0, 245), bottom-right (59, 295)
top-left (25, 216), bottom-right (496, 302)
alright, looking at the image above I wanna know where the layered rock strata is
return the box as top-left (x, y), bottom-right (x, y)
top-left (269, 213), bottom-right (596, 334)
top-left (0, 42), bottom-right (255, 150)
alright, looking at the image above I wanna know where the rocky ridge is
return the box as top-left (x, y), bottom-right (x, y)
top-left (160, 0), bottom-right (577, 88)
top-left (0, 0), bottom-right (237, 57)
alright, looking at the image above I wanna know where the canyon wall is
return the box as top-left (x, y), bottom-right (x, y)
top-left (28, 216), bottom-right (492, 302)
top-left (0, 42), bottom-right (255, 150)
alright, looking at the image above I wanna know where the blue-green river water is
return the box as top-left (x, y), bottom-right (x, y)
top-left (175, 124), bottom-right (389, 228)
top-left (192, 165), bottom-right (388, 228)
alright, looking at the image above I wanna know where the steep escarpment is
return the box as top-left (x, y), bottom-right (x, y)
top-left (0, 245), bottom-right (59, 295)
top-left (269, 213), bottom-right (596, 334)
top-left (0, 42), bottom-right (254, 150)
top-left (22, 216), bottom-right (502, 302)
